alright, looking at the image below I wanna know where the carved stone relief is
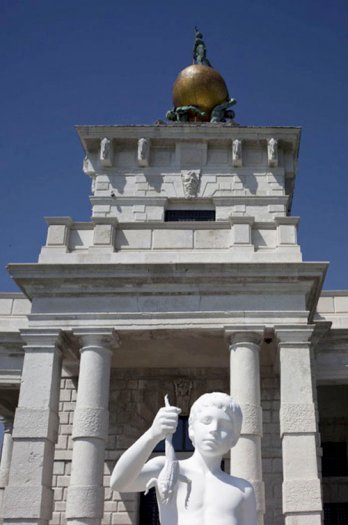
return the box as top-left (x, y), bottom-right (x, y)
top-left (100, 137), bottom-right (113, 167)
top-left (267, 138), bottom-right (278, 167)
top-left (232, 139), bottom-right (242, 167)
top-left (137, 138), bottom-right (150, 167)
top-left (181, 170), bottom-right (201, 199)
top-left (174, 378), bottom-right (193, 415)
top-left (82, 155), bottom-right (95, 176)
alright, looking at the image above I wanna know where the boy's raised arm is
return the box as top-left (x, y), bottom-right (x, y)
top-left (110, 404), bottom-right (180, 492)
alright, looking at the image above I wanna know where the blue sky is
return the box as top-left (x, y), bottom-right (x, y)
top-left (0, 0), bottom-right (347, 291)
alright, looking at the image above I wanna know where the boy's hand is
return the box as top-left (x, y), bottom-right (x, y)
top-left (150, 405), bottom-right (181, 442)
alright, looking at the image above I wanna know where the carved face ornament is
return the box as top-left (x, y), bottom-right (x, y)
top-left (181, 170), bottom-right (200, 199)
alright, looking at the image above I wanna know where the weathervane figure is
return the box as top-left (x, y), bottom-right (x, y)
top-left (193, 26), bottom-right (212, 67)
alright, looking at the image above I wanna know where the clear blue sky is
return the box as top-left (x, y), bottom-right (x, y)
top-left (1, 0), bottom-right (347, 291)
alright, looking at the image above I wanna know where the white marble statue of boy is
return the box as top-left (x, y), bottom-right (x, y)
top-left (110, 392), bottom-right (257, 525)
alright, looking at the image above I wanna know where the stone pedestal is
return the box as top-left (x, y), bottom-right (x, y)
top-left (66, 329), bottom-right (118, 525)
top-left (276, 327), bottom-right (322, 525)
top-left (228, 330), bottom-right (265, 525)
top-left (3, 329), bottom-right (63, 525)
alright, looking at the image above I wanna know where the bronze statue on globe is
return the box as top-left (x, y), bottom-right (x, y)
top-left (166, 29), bottom-right (237, 123)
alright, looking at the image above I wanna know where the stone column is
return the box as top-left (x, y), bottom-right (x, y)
top-left (0, 418), bottom-right (14, 518)
top-left (276, 326), bottom-right (322, 525)
top-left (3, 329), bottom-right (63, 525)
top-left (66, 329), bottom-right (118, 525)
top-left (228, 330), bottom-right (265, 525)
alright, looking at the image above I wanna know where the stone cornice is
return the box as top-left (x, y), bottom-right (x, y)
top-left (8, 261), bottom-right (327, 321)
top-left (90, 195), bottom-right (290, 207)
top-left (76, 124), bottom-right (301, 153)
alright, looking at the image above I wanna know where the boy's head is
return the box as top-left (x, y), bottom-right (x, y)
top-left (188, 392), bottom-right (243, 453)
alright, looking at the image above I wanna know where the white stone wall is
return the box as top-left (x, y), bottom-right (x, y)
top-left (0, 293), bottom-right (30, 332)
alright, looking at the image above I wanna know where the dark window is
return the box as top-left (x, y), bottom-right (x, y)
top-left (139, 488), bottom-right (159, 525)
top-left (154, 416), bottom-right (194, 453)
top-left (324, 503), bottom-right (348, 525)
top-left (165, 210), bottom-right (215, 222)
top-left (322, 442), bottom-right (348, 477)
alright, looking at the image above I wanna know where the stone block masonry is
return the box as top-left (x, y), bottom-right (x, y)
top-left (261, 363), bottom-right (283, 525)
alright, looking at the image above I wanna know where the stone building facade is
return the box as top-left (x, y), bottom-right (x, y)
top-left (0, 124), bottom-right (347, 525)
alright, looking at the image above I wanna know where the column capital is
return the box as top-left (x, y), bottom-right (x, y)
top-left (74, 328), bottom-right (120, 351)
top-left (274, 325), bottom-right (315, 346)
top-left (19, 328), bottom-right (65, 351)
top-left (225, 326), bottom-right (265, 347)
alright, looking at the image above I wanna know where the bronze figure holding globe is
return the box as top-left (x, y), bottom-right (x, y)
top-left (166, 28), bottom-right (236, 123)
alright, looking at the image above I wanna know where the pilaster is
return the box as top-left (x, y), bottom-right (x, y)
top-left (0, 418), bottom-right (13, 520)
top-left (66, 328), bottom-right (119, 525)
top-left (3, 329), bottom-right (64, 525)
top-left (275, 326), bottom-right (322, 525)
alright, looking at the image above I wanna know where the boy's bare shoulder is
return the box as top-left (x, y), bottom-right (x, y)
top-left (220, 472), bottom-right (255, 493)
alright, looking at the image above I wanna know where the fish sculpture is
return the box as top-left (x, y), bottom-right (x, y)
top-left (145, 394), bottom-right (179, 504)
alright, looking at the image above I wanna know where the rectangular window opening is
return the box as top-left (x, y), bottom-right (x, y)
top-left (165, 210), bottom-right (216, 222)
